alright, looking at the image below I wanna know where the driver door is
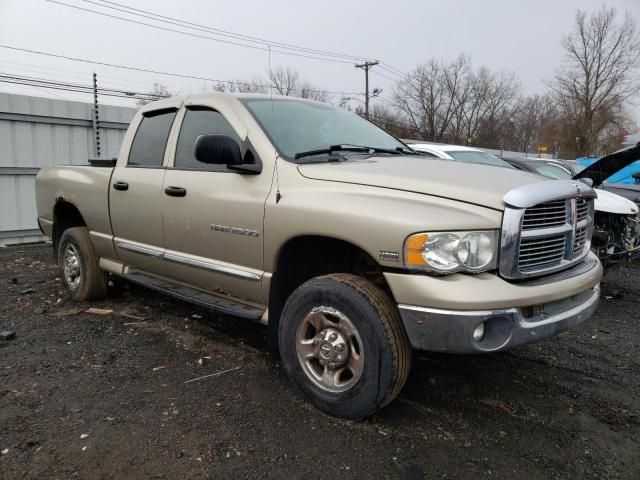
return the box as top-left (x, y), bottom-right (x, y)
top-left (160, 105), bottom-right (271, 303)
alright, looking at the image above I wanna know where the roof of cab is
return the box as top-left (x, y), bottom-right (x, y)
top-left (138, 92), bottom-right (328, 114)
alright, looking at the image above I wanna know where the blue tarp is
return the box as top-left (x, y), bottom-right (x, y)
top-left (576, 157), bottom-right (640, 184)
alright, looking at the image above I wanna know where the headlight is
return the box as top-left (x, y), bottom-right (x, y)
top-left (404, 231), bottom-right (499, 274)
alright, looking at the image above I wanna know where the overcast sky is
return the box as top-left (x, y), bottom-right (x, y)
top-left (0, 0), bottom-right (638, 122)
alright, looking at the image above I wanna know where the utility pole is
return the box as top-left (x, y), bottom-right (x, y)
top-left (355, 60), bottom-right (379, 118)
top-left (92, 72), bottom-right (101, 158)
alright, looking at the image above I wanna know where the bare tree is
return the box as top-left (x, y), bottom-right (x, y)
top-left (466, 70), bottom-right (519, 147)
top-left (136, 82), bottom-right (173, 106)
top-left (211, 76), bottom-right (269, 94)
top-left (394, 58), bottom-right (457, 141)
top-left (269, 67), bottom-right (299, 96)
top-left (394, 55), bottom-right (519, 145)
top-left (365, 103), bottom-right (417, 139)
top-left (297, 80), bottom-right (330, 102)
top-left (210, 67), bottom-right (331, 102)
top-left (549, 5), bottom-right (640, 156)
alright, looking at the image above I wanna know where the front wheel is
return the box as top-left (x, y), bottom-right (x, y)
top-left (279, 274), bottom-right (412, 419)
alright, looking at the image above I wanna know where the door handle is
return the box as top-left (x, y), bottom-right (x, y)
top-left (113, 181), bottom-right (129, 191)
top-left (165, 186), bottom-right (187, 197)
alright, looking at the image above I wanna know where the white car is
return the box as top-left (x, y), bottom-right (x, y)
top-left (409, 143), bottom-right (512, 168)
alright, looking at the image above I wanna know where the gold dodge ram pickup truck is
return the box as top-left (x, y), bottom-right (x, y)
top-left (36, 93), bottom-right (603, 419)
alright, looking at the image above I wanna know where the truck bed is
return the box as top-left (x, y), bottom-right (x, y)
top-left (35, 165), bottom-right (115, 240)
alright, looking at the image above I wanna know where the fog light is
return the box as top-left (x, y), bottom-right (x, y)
top-left (473, 322), bottom-right (485, 342)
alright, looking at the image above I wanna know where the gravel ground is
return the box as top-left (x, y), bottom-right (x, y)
top-left (0, 243), bottom-right (639, 479)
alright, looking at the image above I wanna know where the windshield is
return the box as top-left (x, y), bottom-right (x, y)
top-left (242, 98), bottom-right (406, 160)
top-left (446, 150), bottom-right (512, 168)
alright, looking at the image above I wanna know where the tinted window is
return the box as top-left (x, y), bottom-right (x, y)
top-left (175, 108), bottom-right (240, 170)
top-left (128, 110), bottom-right (177, 167)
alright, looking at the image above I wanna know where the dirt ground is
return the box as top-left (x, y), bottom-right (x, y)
top-left (0, 243), bottom-right (638, 480)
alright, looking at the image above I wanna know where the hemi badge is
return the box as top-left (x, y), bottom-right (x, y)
top-left (378, 250), bottom-right (400, 262)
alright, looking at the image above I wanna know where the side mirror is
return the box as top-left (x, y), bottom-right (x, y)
top-left (195, 134), bottom-right (242, 166)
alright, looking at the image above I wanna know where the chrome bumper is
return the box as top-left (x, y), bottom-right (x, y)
top-left (398, 284), bottom-right (600, 353)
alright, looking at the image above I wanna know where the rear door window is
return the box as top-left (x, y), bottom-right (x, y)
top-left (128, 110), bottom-right (177, 167)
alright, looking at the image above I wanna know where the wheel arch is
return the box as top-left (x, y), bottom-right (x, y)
top-left (52, 199), bottom-right (87, 254)
top-left (267, 234), bottom-right (393, 350)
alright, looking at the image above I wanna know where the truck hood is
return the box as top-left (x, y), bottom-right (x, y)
top-left (297, 156), bottom-right (548, 210)
top-left (594, 189), bottom-right (638, 215)
top-left (573, 142), bottom-right (640, 187)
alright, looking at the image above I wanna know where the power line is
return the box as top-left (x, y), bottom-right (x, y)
top-left (0, 78), bottom-right (148, 100)
top-left (0, 73), bottom-right (415, 132)
top-left (0, 73), bottom-right (162, 101)
top-left (86, 0), bottom-right (371, 62)
top-left (374, 95), bottom-right (396, 108)
top-left (0, 73), bottom-right (155, 96)
top-left (0, 73), bottom-right (419, 138)
top-left (371, 69), bottom-right (402, 84)
top-left (379, 62), bottom-right (407, 77)
top-left (2, 79), bottom-right (67, 99)
top-left (0, 60), bottom-right (155, 92)
top-left (0, 44), bottom-right (363, 96)
top-left (46, 0), bottom-right (359, 65)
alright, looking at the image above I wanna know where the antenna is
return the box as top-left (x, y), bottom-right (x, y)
top-left (268, 45), bottom-right (282, 203)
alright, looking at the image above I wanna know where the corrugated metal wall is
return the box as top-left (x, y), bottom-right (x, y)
top-left (0, 92), bottom-right (135, 245)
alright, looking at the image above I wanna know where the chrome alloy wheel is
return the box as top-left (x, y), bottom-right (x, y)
top-left (295, 306), bottom-right (364, 393)
top-left (62, 243), bottom-right (82, 290)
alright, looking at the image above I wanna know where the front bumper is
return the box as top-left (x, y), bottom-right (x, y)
top-left (398, 284), bottom-right (600, 353)
top-left (386, 253), bottom-right (603, 354)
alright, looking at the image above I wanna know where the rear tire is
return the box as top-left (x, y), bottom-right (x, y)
top-left (58, 227), bottom-right (107, 301)
top-left (279, 273), bottom-right (411, 419)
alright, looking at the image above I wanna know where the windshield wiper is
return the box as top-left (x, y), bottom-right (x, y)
top-left (293, 144), bottom-right (420, 160)
top-left (395, 146), bottom-right (421, 155)
top-left (337, 143), bottom-right (421, 156)
top-left (294, 145), bottom-right (370, 160)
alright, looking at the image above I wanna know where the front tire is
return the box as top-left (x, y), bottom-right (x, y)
top-left (58, 227), bottom-right (107, 301)
top-left (279, 274), bottom-right (412, 419)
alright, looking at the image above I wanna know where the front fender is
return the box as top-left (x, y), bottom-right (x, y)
top-left (263, 175), bottom-right (502, 273)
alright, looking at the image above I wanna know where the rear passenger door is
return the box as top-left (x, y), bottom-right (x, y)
top-left (110, 108), bottom-right (177, 276)
top-left (161, 105), bottom-right (270, 303)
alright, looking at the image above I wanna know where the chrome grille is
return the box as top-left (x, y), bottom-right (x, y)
top-left (522, 200), bottom-right (567, 230)
top-left (573, 226), bottom-right (588, 256)
top-left (576, 198), bottom-right (589, 223)
top-left (518, 234), bottom-right (566, 270)
top-left (500, 181), bottom-right (596, 280)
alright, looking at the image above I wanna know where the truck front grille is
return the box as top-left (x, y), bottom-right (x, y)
top-left (518, 234), bottom-right (566, 270)
top-left (576, 198), bottom-right (590, 222)
top-left (573, 226), bottom-right (589, 256)
top-left (500, 187), bottom-right (595, 279)
top-left (522, 200), bottom-right (567, 230)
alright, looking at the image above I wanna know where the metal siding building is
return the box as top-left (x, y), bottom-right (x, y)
top-left (0, 93), bottom-right (135, 245)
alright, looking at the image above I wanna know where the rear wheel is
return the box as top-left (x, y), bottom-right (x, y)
top-left (279, 273), bottom-right (411, 419)
top-left (58, 227), bottom-right (107, 301)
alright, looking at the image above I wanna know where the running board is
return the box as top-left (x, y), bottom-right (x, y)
top-left (124, 272), bottom-right (264, 321)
